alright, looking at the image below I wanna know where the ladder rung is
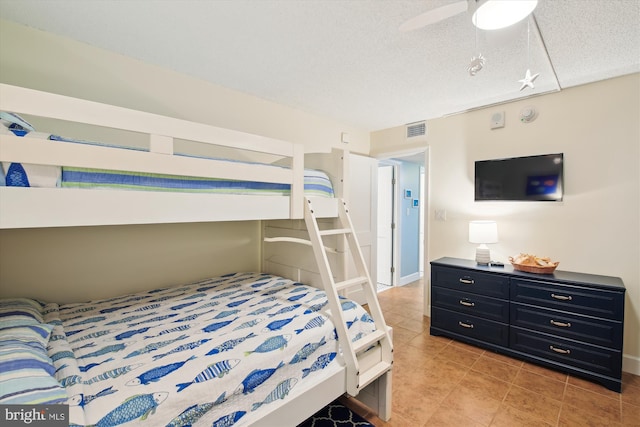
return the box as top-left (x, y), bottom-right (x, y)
top-left (353, 329), bottom-right (387, 354)
top-left (358, 361), bottom-right (392, 390)
top-left (335, 276), bottom-right (368, 292)
top-left (319, 228), bottom-right (352, 236)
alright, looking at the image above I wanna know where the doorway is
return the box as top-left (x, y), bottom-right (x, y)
top-left (376, 151), bottom-right (426, 291)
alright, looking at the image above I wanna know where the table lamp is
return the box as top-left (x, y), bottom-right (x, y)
top-left (469, 220), bottom-right (498, 265)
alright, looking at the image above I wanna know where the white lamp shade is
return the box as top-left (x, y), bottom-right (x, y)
top-left (472, 0), bottom-right (538, 30)
top-left (469, 220), bottom-right (498, 244)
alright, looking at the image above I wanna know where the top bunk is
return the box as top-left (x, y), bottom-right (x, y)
top-left (0, 84), bottom-right (347, 229)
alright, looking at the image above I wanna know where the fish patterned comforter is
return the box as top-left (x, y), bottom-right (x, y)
top-left (43, 273), bottom-right (376, 426)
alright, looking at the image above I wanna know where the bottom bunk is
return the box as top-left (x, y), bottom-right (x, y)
top-left (0, 272), bottom-right (391, 426)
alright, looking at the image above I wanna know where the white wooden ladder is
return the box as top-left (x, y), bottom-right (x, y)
top-left (304, 197), bottom-right (393, 396)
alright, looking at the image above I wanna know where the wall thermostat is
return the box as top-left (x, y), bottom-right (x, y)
top-left (520, 106), bottom-right (538, 123)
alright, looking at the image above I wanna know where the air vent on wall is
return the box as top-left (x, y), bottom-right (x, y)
top-left (406, 121), bottom-right (426, 138)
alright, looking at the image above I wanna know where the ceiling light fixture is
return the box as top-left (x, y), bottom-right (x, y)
top-left (472, 0), bottom-right (538, 30)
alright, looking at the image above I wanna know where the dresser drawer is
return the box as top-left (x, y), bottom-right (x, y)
top-left (431, 307), bottom-right (509, 347)
top-left (510, 327), bottom-right (622, 378)
top-left (432, 286), bottom-right (509, 323)
top-left (511, 303), bottom-right (623, 348)
top-left (432, 266), bottom-right (509, 299)
top-left (511, 279), bottom-right (624, 321)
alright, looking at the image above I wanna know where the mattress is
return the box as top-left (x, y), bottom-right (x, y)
top-left (39, 273), bottom-right (374, 426)
top-left (0, 115), bottom-right (335, 198)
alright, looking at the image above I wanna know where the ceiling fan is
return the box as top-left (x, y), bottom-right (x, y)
top-left (399, 0), bottom-right (539, 32)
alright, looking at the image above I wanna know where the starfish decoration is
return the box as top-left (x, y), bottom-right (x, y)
top-left (518, 69), bottom-right (540, 91)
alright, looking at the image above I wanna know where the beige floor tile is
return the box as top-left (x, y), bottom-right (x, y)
top-left (563, 384), bottom-right (622, 423)
top-left (491, 403), bottom-right (555, 427)
top-left (503, 384), bottom-right (563, 425)
top-left (514, 368), bottom-right (567, 401)
top-left (471, 353), bottom-right (521, 383)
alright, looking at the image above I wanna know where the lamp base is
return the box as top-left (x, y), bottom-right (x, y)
top-left (475, 246), bottom-right (491, 265)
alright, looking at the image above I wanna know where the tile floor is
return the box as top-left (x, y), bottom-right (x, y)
top-left (342, 280), bottom-right (640, 427)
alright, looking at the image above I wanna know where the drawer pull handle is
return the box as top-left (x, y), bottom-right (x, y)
top-left (459, 277), bottom-right (475, 285)
top-left (458, 321), bottom-right (474, 329)
top-left (550, 320), bottom-right (571, 328)
top-left (549, 345), bottom-right (571, 355)
top-left (551, 293), bottom-right (572, 301)
top-left (459, 300), bottom-right (475, 307)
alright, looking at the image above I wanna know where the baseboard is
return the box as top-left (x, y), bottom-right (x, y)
top-left (623, 353), bottom-right (640, 376)
top-left (398, 272), bottom-right (422, 286)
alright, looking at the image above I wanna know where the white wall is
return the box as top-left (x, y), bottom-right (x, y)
top-left (371, 73), bottom-right (640, 373)
top-left (0, 20), bottom-right (370, 302)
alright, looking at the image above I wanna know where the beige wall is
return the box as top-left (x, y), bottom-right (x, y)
top-left (372, 73), bottom-right (640, 373)
top-left (0, 20), bottom-right (369, 301)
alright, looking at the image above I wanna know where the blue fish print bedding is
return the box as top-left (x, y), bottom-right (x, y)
top-left (43, 273), bottom-right (376, 426)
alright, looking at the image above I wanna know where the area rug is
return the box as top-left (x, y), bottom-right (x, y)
top-left (297, 401), bottom-right (375, 427)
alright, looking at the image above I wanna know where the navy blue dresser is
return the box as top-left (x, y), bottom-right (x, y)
top-left (430, 257), bottom-right (626, 392)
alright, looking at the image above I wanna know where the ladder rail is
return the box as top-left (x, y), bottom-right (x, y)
top-left (304, 197), bottom-right (393, 396)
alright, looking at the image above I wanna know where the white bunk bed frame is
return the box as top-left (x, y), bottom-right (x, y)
top-left (0, 84), bottom-right (391, 425)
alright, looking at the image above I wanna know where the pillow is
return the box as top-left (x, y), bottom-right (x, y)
top-left (0, 324), bottom-right (67, 405)
top-left (0, 298), bottom-right (45, 327)
top-left (0, 111), bottom-right (35, 136)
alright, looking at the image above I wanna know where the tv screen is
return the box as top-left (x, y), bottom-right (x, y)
top-left (475, 153), bottom-right (564, 201)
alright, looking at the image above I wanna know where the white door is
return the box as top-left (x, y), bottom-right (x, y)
top-left (377, 164), bottom-right (394, 287)
top-left (345, 153), bottom-right (377, 305)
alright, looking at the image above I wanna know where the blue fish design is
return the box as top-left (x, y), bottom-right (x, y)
top-left (294, 315), bottom-right (326, 334)
top-left (268, 304), bottom-right (301, 317)
top-left (250, 296), bottom-right (278, 306)
top-left (79, 357), bottom-right (114, 373)
top-left (206, 332), bottom-right (256, 355)
top-left (169, 301), bottom-right (198, 311)
top-left (341, 301), bottom-right (357, 311)
top-left (185, 301), bottom-right (219, 313)
top-left (287, 286), bottom-right (307, 293)
top-left (65, 325), bottom-right (96, 336)
top-left (304, 301), bottom-right (328, 314)
top-left (302, 352), bottom-right (337, 378)
top-left (237, 361), bottom-right (285, 394)
top-left (144, 324), bottom-right (191, 338)
top-left (181, 292), bottom-right (207, 300)
top-left (50, 350), bottom-right (77, 362)
top-left (226, 298), bottom-right (250, 308)
top-left (233, 318), bottom-right (263, 331)
top-left (263, 316), bottom-right (297, 332)
top-left (251, 378), bottom-right (298, 411)
top-left (213, 309), bottom-right (241, 319)
top-left (211, 411), bottom-right (246, 427)
top-left (105, 314), bottom-right (149, 326)
top-left (84, 363), bottom-right (143, 385)
top-left (250, 281), bottom-right (270, 288)
top-left (287, 293), bottom-right (308, 302)
top-left (78, 343), bottom-right (126, 360)
top-left (125, 303), bottom-right (161, 313)
top-left (99, 305), bottom-right (132, 314)
top-left (126, 355), bottom-right (196, 386)
top-left (68, 316), bottom-right (106, 327)
top-left (90, 392), bottom-right (168, 427)
top-left (176, 359), bottom-right (240, 392)
top-left (247, 303), bottom-right (280, 316)
top-left (70, 330), bottom-right (111, 343)
top-left (128, 313), bottom-right (178, 327)
top-left (172, 313), bottom-right (204, 323)
top-left (244, 335), bottom-right (290, 356)
top-left (361, 313), bottom-right (374, 323)
top-left (75, 342), bottom-right (97, 350)
top-left (59, 375), bottom-right (82, 387)
top-left (346, 316), bottom-right (358, 329)
top-left (166, 402), bottom-right (215, 427)
top-left (151, 338), bottom-right (212, 361)
top-left (114, 327), bottom-right (150, 341)
top-left (124, 334), bottom-right (188, 359)
top-left (290, 337), bottom-right (327, 364)
top-left (69, 386), bottom-right (117, 408)
top-left (202, 318), bottom-right (238, 333)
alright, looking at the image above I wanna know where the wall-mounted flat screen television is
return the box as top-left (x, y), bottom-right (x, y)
top-left (475, 153), bottom-right (564, 201)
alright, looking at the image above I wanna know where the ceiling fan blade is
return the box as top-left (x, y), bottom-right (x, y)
top-left (399, 1), bottom-right (469, 32)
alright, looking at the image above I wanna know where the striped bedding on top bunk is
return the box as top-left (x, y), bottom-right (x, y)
top-left (0, 113), bottom-right (335, 197)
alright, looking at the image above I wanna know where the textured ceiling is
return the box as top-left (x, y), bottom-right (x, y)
top-left (0, 0), bottom-right (638, 131)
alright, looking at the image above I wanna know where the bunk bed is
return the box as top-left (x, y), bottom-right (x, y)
top-left (0, 84), bottom-right (392, 426)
